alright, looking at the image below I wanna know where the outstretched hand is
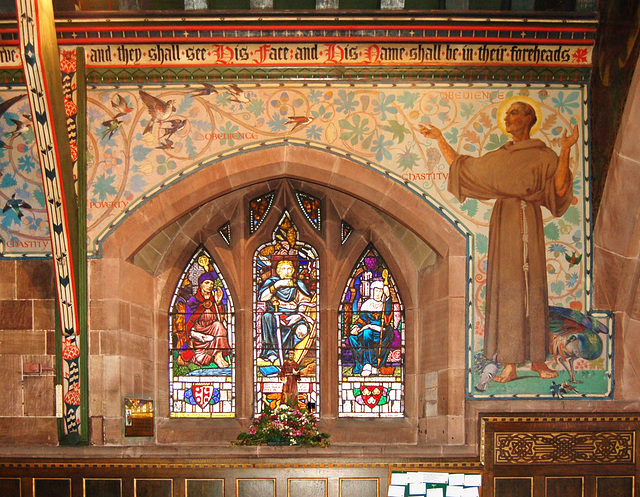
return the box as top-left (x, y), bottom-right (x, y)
top-left (418, 123), bottom-right (444, 141)
top-left (561, 124), bottom-right (579, 150)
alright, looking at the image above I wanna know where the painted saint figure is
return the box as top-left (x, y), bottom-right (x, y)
top-left (279, 350), bottom-right (301, 407)
top-left (185, 272), bottom-right (232, 368)
top-left (420, 100), bottom-right (579, 383)
top-left (348, 280), bottom-right (395, 376)
top-left (259, 260), bottom-right (314, 364)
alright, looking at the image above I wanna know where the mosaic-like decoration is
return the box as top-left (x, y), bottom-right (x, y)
top-left (169, 247), bottom-right (235, 417)
top-left (295, 192), bottom-right (321, 232)
top-left (253, 212), bottom-right (319, 414)
top-left (341, 221), bottom-right (353, 245)
top-left (218, 221), bottom-right (230, 246)
top-left (249, 192), bottom-right (275, 234)
top-left (338, 245), bottom-right (404, 417)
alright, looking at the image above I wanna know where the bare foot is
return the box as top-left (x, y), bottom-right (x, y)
top-left (493, 363), bottom-right (517, 383)
top-left (214, 351), bottom-right (229, 368)
top-left (531, 362), bottom-right (558, 379)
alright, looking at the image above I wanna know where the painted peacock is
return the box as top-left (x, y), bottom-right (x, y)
top-left (549, 306), bottom-right (609, 383)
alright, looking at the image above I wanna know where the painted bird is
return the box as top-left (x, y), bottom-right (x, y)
top-left (138, 90), bottom-right (176, 135)
top-left (549, 381), bottom-right (567, 399)
top-left (159, 118), bottom-right (187, 140)
top-left (561, 382), bottom-right (580, 394)
top-left (565, 251), bottom-right (583, 268)
top-left (191, 83), bottom-right (218, 97)
top-left (101, 118), bottom-right (123, 140)
top-left (286, 115), bottom-right (314, 133)
top-left (549, 305), bottom-right (609, 383)
top-left (2, 193), bottom-right (32, 220)
top-left (5, 117), bottom-right (31, 139)
top-left (156, 138), bottom-right (174, 150)
top-left (111, 93), bottom-right (133, 118)
top-left (0, 94), bottom-right (26, 121)
top-left (223, 84), bottom-right (250, 104)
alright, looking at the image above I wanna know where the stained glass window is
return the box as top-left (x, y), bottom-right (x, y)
top-left (169, 247), bottom-right (235, 417)
top-left (253, 211), bottom-right (319, 414)
top-left (295, 192), bottom-right (321, 232)
top-left (341, 221), bottom-right (353, 245)
top-left (218, 221), bottom-right (231, 246)
top-left (249, 191), bottom-right (275, 234)
top-left (338, 245), bottom-right (404, 417)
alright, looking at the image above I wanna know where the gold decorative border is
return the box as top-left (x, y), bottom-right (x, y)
top-left (494, 431), bottom-right (635, 465)
top-left (595, 475), bottom-right (635, 497)
top-left (545, 476), bottom-right (584, 497)
top-left (480, 414), bottom-right (640, 464)
top-left (185, 478), bottom-right (224, 497)
top-left (236, 478), bottom-right (276, 497)
top-left (83, 478), bottom-right (122, 497)
top-left (494, 477), bottom-right (533, 496)
top-left (33, 478), bottom-right (72, 497)
top-left (288, 478), bottom-right (328, 497)
top-left (339, 478), bottom-right (380, 497)
top-left (133, 478), bottom-right (173, 497)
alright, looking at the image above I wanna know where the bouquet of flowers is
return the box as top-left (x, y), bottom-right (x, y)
top-left (233, 404), bottom-right (330, 447)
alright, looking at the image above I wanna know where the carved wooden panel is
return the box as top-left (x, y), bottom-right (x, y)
top-left (494, 431), bottom-right (635, 464)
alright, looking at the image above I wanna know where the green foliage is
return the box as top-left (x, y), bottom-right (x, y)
top-left (563, 206), bottom-right (581, 225)
top-left (461, 199), bottom-right (478, 217)
top-left (382, 119), bottom-right (409, 144)
top-left (475, 233), bottom-right (489, 255)
top-left (233, 404), bottom-right (330, 447)
top-left (544, 222), bottom-right (560, 241)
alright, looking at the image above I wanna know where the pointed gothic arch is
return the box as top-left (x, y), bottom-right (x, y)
top-left (168, 246), bottom-right (235, 417)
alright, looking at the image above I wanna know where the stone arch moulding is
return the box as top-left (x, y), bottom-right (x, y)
top-left (99, 142), bottom-right (468, 265)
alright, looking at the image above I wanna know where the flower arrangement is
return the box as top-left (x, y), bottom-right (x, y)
top-left (233, 404), bottom-right (330, 447)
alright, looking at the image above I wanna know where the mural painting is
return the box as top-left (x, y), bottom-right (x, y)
top-left (253, 212), bottom-right (319, 413)
top-left (0, 78), bottom-right (612, 400)
top-left (169, 247), bottom-right (235, 417)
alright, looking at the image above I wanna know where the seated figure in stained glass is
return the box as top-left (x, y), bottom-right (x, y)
top-left (348, 279), bottom-right (395, 376)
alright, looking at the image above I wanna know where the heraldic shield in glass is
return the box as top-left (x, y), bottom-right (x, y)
top-left (338, 245), bottom-right (405, 417)
top-left (253, 212), bottom-right (319, 414)
top-left (169, 247), bottom-right (235, 417)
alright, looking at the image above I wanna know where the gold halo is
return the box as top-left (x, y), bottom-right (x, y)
top-left (497, 96), bottom-right (543, 138)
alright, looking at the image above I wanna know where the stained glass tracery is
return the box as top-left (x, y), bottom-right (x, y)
top-left (253, 211), bottom-right (319, 414)
top-left (295, 191), bottom-right (321, 232)
top-left (169, 247), bottom-right (235, 417)
top-left (341, 221), bottom-right (354, 245)
top-left (218, 221), bottom-right (231, 246)
top-left (249, 191), bottom-right (275, 234)
top-left (338, 245), bottom-right (405, 417)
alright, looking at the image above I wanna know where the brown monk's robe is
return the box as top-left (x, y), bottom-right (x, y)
top-left (448, 139), bottom-right (573, 364)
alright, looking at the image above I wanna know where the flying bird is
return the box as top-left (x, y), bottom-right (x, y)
top-left (286, 115), bottom-right (314, 133)
top-left (3, 193), bottom-right (32, 219)
top-left (191, 83), bottom-right (218, 97)
top-left (549, 305), bottom-right (609, 383)
top-left (0, 94), bottom-right (26, 122)
top-left (0, 140), bottom-right (11, 149)
top-left (5, 117), bottom-right (31, 139)
top-left (101, 118), bottom-right (123, 140)
top-left (223, 84), bottom-right (250, 104)
top-left (138, 90), bottom-right (176, 135)
top-left (111, 93), bottom-right (133, 118)
top-left (565, 251), bottom-right (583, 268)
top-left (159, 118), bottom-right (187, 140)
top-left (474, 353), bottom-right (498, 392)
top-left (156, 138), bottom-right (174, 150)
